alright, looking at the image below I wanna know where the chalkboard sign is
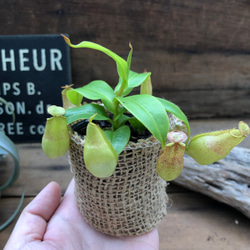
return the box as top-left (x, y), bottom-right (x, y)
top-left (0, 34), bottom-right (71, 143)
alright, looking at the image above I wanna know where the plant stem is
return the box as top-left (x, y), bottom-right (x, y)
top-left (112, 79), bottom-right (127, 130)
top-left (112, 99), bottom-right (120, 131)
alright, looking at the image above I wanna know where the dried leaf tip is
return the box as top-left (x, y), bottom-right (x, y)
top-left (62, 84), bottom-right (74, 90)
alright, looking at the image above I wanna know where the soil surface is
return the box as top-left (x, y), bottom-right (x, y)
top-left (71, 119), bottom-right (151, 142)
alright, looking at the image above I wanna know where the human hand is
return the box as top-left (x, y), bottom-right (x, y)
top-left (4, 179), bottom-right (159, 250)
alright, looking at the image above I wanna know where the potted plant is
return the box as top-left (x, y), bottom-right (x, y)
top-left (0, 97), bottom-right (24, 231)
top-left (42, 35), bottom-right (250, 237)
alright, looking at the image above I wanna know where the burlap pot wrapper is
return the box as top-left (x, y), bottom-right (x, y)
top-left (69, 134), bottom-right (168, 237)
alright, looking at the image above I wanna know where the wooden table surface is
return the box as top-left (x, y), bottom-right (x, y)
top-left (1, 119), bottom-right (250, 249)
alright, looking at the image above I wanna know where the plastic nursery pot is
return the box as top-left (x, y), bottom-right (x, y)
top-left (69, 129), bottom-right (168, 237)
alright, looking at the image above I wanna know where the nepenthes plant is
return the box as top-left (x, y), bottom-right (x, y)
top-left (42, 35), bottom-right (250, 180)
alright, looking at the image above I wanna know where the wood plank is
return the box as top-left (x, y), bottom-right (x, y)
top-left (158, 193), bottom-right (250, 250)
top-left (1, 1), bottom-right (250, 118)
top-left (141, 52), bottom-right (250, 118)
top-left (1, 193), bottom-right (250, 250)
top-left (1, 144), bottom-right (72, 197)
top-left (1, 0), bottom-right (250, 52)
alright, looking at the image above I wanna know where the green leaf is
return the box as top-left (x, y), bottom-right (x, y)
top-left (113, 106), bottom-right (126, 122)
top-left (127, 71), bottom-right (151, 89)
top-left (62, 35), bottom-right (128, 83)
top-left (84, 122), bottom-right (118, 178)
top-left (114, 71), bottom-right (151, 96)
top-left (124, 71), bottom-right (151, 96)
top-left (114, 78), bottom-right (123, 95)
top-left (116, 114), bottom-right (131, 127)
top-left (67, 80), bottom-right (116, 113)
top-left (0, 131), bottom-right (20, 191)
top-left (65, 103), bottom-right (111, 125)
top-left (104, 125), bottom-right (130, 154)
top-left (116, 95), bottom-right (169, 148)
top-left (157, 98), bottom-right (191, 141)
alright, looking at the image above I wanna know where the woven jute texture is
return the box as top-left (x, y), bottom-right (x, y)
top-left (69, 134), bottom-right (168, 237)
top-left (68, 113), bottom-right (185, 237)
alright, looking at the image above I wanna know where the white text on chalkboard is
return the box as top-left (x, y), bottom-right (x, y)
top-left (0, 48), bottom-right (63, 71)
top-left (0, 82), bottom-right (41, 96)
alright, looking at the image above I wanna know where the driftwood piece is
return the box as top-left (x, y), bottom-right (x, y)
top-left (173, 146), bottom-right (250, 218)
